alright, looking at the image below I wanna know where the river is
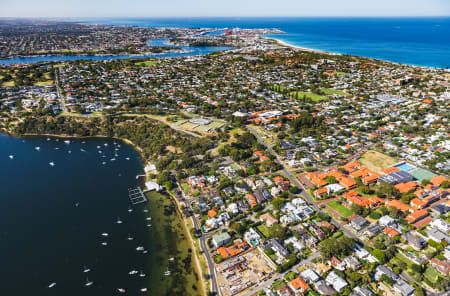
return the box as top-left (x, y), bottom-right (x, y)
top-left (0, 38), bottom-right (232, 66)
top-left (0, 133), bottom-right (200, 296)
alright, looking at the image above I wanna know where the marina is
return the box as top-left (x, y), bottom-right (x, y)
top-left (128, 187), bottom-right (148, 205)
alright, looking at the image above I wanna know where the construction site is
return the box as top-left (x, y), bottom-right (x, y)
top-left (216, 247), bottom-right (276, 296)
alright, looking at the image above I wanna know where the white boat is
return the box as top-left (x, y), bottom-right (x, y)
top-left (146, 224), bottom-right (151, 227)
top-left (64, 140), bottom-right (70, 145)
top-left (136, 246), bottom-right (144, 251)
top-left (102, 242), bottom-right (108, 246)
top-left (48, 282), bottom-right (56, 288)
top-left (146, 217), bottom-right (152, 221)
top-left (83, 266), bottom-right (90, 273)
top-left (8, 155), bottom-right (13, 159)
top-left (128, 207), bottom-right (133, 212)
top-left (80, 149), bottom-right (86, 152)
top-left (140, 288), bottom-right (148, 292)
top-left (49, 162), bottom-right (55, 166)
top-left (75, 202), bottom-right (79, 207)
top-left (104, 143), bottom-right (108, 147)
top-left (128, 270), bottom-right (138, 275)
top-left (54, 147), bottom-right (59, 150)
top-left (143, 250), bottom-right (148, 254)
top-left (164, 270), bottom-right (171, 276)
top-left (47, 138), bottom-right (51, 141)
top-left (82, 141), bottom-right (86, 144)
top-left (101, 233), bottom-right (108, 236)
top-left (84, 278), bottom-right (94, 286)
top-left (126, 157), bottom-right (130, 160)
top-left (35, 146), bottom-right (40, 151)
top-left (143, 209), bottom-right (148, 213)
top-left (139, 271), bottom-right (146, 277)
top-left (98, 150), bottom-right (102, 154)
top-left (117, 288), bottom-right (126, 293)
top-left (169, 257), bottom-right (175, 261)
top-left (102, 162), bottom-right (106, 165)
top-left (116, 217), bottom-right (123, 224)
top-left (97, 146), bottom-right (100, 149)
top-left (110, 158), bottom-right (116, 161)
top-left (68, 150), bottom-right (72, 154)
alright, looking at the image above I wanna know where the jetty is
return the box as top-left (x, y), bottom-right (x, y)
top-left (128, 187), bottom-right (147, 205)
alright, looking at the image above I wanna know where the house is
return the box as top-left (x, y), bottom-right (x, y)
top-left (428, 228), bottom-right (450, 243)
top-left (245, 193), bottom-right (258, 207)
top-left (343, 256), bottom-right (362, 270)
top-left (406, 209), bottom-right (429, 224)
top-left (393, 279), bottom-right (415, 296)
top-left (350, 215), bottom-right (368, 230)
top-left (260, 213), bottom-right (278, 227)
top-left (227, 203), bottom-right (239, 215)
top-left (350, 286), bottom-right (373, 296)
top-left (403, 232), bottom-right (427, 250)
top-left (264, 239), bottom-right (289, 259)
top-left (374, 265), bottom-right (399, 281)
top-left (300, 269), bottom-right (320, 283)
top-left (244, 228), bottom-right (261, 245)
top-left (325, 271), bottom-right (347, 292)
top-left (379, 216), bottom-right (396, 227)
top-left (212, 232), bottom-right (231, 248)
top-left (236, 200), bottom-right (249, 212)
top-left (384, 227), bottom-right (400, 238)
top-left (315, 280), bottom-right (335, 295)
top-left (430, 175), bottom-right (448, 187)
top-left (145, 181), bottom-right (163, 192)
top-left (277, 285), bottom-right (294, 296)
top-left (207, 209), bottom-right (218, 218)
top-left (364, 223), bottom-right (383, 238)
top-left (429, 219), bottom-right (450, 233)
top-left (284, 236), bottom-right (305, 252)
top-left (430, 258), bottom-right (450, 275)
top-left (289, 277), bottom-right (309, 293)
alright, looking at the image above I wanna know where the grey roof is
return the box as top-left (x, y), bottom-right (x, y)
top-left (393, 279), bottom-right (415, 296)
top-left (350, 286), bottom-right (373, 296)
top-left (428, 227), bottom-right (450, 243)
top-left (403, 232), bottom-right (427, 249)
top-left (378, 171), bottom-right (414, 185)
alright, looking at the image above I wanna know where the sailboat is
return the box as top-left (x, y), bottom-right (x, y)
top-left (83, 266), bottom-right (90, 273)
top-left (48, 282), bottom-right (56, 288)
top-left (128, 207), bottom-right (133, 213)
top-left (64, 140), bottom-right (70, 145)
top-left (35, 146), bottom-right (40, 151)
top-left (116, 217), bottom-right (123, 224)
top-left (101, 233), bottom-right (108, 237)
top-left (128, 270), bottom-right (138, 275)
top-left (164, 268), bottom-right (171, 276)
top-left (127, 233), bottom-right (134, 241)
top-left (49, 162), bottom-right (55, 166)
top-left (84, 278), bottom-right (94, 286)
top-left (136, 246), bottom-right (144, 251)
top-left (102, 242), bottom-right (108, 246)
top-left (139, 271), bottom-right (146, 277)
top-left (8, 155), bottom-right (13, 159)
top-left (140, 288), bottom-right (148, 292)
top-left (117, 288), bottom-right (126, 293)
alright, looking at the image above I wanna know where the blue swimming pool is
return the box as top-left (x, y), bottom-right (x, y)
top-left (395, 163), bottom-right (415, 171)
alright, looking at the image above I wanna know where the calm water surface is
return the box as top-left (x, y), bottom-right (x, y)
top-left (0, 133), bottom-right (198, 295)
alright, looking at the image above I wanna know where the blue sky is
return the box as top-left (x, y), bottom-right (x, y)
top-left (0, 0), bottom-right (449, 17)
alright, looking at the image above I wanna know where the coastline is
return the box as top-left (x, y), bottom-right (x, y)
top-left (264, 36), bottom-right (447, 70)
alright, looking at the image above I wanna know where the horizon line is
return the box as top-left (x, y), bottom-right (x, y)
top-left (1, 15), bottom-right (449, 19)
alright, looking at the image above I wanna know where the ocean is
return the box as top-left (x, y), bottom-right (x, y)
top-left (72, 17), bottom-right (450, 68)
top-left (0, 133), bottom-right (200, 296)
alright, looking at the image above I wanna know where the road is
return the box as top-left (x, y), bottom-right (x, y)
top-left (246, 126), bottom-right (365, 245)
top-left (54, 67), bottom-right (67, 112)
top-left (175, 183), bottom-right (219, 295)
top-left (240, 252), bottom-right (321, 296)
top-left (246, 126), bottom-right (445, 296)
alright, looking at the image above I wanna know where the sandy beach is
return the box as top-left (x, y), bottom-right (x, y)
top-left (264, 36), bottom-right (341, 56)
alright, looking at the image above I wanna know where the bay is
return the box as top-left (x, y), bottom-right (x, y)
top-left (0, 133), bottom-right (200, 295)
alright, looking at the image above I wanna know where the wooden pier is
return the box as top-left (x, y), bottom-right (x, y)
top-left (128, 187), bottom-right (147, 205)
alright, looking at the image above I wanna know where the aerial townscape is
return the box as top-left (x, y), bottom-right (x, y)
top-left (0, 10), bottom-right (449, 296)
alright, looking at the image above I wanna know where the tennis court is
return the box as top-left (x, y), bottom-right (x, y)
top-left (408, 168), bottom-right (437, 181)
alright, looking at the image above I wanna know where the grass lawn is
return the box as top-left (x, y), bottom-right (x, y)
top-left (289, 91), bottom-right (328, 102)
top-left (358, 150), bottom-right (397, 173)
top-left (395, 252), bottom-right (415, 267)
top-left (257, 224), bottom-right (271, 238)
top-left (424, 266), bottom-right (440, 283)
top-left (334, 72), bottom-right (349, 76)
top-left (135, 60), bottom-right (158, 66)
top-left (180, 183), bottom-right (191, 194)
top-left (34, 80), bottom-right (54, 86)
top-left (272, 279), bottom-right (286, 291)
top-left (2, 80), bottom-right (15, 87)
top-left (320, 88), bottom-right (351, 97)
top-left (327, 200), bottom-right (353, 218)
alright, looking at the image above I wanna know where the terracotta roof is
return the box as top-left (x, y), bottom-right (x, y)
top-left (289, 277), bottom-right (309, 291)
top-left (406, 209), bottom-right (429, 223)
top-left (207, 209), bottom-right (218, 218)
top-left (384, 227), bottom-right (400, 237)
top-left (431, 176), bottom-right (448, 187)
top-left (395, 181), bottom-right (420, 193)
top-left (380, 167), bottom-right (400, 175)
top-left (386, 200), bottom-right (410, 212)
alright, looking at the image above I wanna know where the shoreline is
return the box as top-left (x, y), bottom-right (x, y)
top-left (265, 36), bottom-right (447, 70)
top-left (1, 128), bottom-right (207, 295)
